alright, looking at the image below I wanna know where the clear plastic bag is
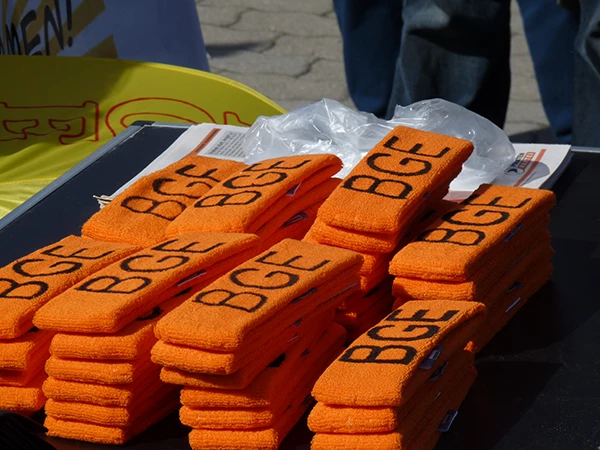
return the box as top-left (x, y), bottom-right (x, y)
top-left (244, 98), bottom-right (515, 193)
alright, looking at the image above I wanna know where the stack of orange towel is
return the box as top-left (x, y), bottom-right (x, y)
top-left (151, 239), bottom-right (362, 449)
top-left (165, 154), bottom-right (343, 250)
top-left (0, 236), bottom-right (137, 415)
top-left (390, 184), bottom-right (556, 352)
top-left (308, 300), bottom-right (486, 450)
top-left (305, 126), bottom-right (474, 338)
top-left (32, 232), bottom-right (261, 444)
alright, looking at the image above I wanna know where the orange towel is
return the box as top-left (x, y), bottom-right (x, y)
top-left (179, 324), bottom-right (346, 410)
top-left (82, 156), bottom-right (246, 247)
top-left (335, 287), bottom-right (394, 331)
top-left (0, 236), bottom-right (137, 339)
top-left (0, 370), bottom-right (46, 413)
top-left (0, 328), bottom-right (53, 371)
top-left (358, 260), bottom-right (392, 293)
top-left (468, 263), bottom-right (553, 353)
top-left (337, 280), bottom-right (393, 316)
top-left (259, 200), bottom-right (324, 251)
top-left (155, 238), bottom-right (362, 351)
top-left (44, 395), bottom-right (181, 444)
top-left (308, 349), bottom-right (473, 433)
top-left (34, 232), bottom-right (261, 334)
top-left (346, 296), bottom-right (396, 344)
top-left (310, 365), bottom-right (477, 450)
top-left (316, 126), bottom-right (473, 234)
top-left (312, 300), bottom-right (485, 407)
top-left (42, 364), bottom-right (161, 407)
top-left (167, 154), bottom-right (342, 236)
top-left (389, 184), bottom-right (556, 282)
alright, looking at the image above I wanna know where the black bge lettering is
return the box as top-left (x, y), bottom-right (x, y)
top-left (229, 268), bottom-right (299, 290)
top-left (176, 165), bottom-right (220, 183)
top-left (152, 178), bottom-right (203, 199)
top-left (194, 191), bottom-right (262, 208)
top-left (343, 175), bottom-right (412, 199)
top-left (0, 278), bottom-right (48, 300)
top-left (41, 245), bottom-right (114, 260)
top-left (368, 324), bottom-right (439, 341)
top-left (193, 289), bottom-right (267, 312)
top-left (256, 251), bottom-right (330, 272)
top-left (77, 276), bottom-right (152, 294)
top-left (442, 209), bottom-right (510, 227)
top-left (12, 259), bottom-right (82, 277)
top-left (120, 255), bottom-right (190, 273)
top-left (223, 172), bottom-right (287, 189)
top-left (386, 308), bottom-right (459, 323)
top-left (367, 153), bottom-right (432, 177)
top-left (121, 196), bottom-right (186, 220)
top-left (152, 239), bottom-right (225, 254)
top-left (417, 228), bottom-right (485, 246)
top-left (244, 159), bottom-right (311, 172)
top-left (339, 345), bottom-right (417, 365)
top-left (383, 136), bottom-right (450, 159)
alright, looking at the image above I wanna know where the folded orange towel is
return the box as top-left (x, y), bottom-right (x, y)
top-left (259, 200), bottom-right (324, 251)
top-left (179, 323), bottom-right (346, 410)
top-left (312, 300), bottom-right (485, 407)
top-left (82, 156), bottom-right (246, 247)
top-left (335, 286), bottom-right (394, 332)
top-left (0, 369), bottom-right (46, 413)
top-left (310, 365), bottom-right (477, 450)
top-left (337, 280), bottom-right (393, 316)
top-left (42, 364), bottom-right (161, 407)
top-left (155, 238), bottom-right (362, 351)
top-left (0, 327), bottom-right (53, 371)
top-left (308, 349), bottom-right (473, 433)
top-left (44, 395), bottom-right (181, 444)
top-left (389, 184), bottom-right (556, 282)
top-left (0, 236), bottom-right (138, 339)
top-left (34, 232), bottom-right (261, 334)
top-left (346, 297), bottom-right (396, 344)
top-left (317, 126), bottom-right (473, 235)
top-left (167, 154), bottom-right (342, 236)
top-left (358, 260), bottom-right (392, 294)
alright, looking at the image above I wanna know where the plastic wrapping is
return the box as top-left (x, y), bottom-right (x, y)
top-left (244, 98), bottom-right (515, 194)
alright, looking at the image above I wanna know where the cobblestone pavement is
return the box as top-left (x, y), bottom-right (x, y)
top-left (197, 0), bottom-right (554, 142)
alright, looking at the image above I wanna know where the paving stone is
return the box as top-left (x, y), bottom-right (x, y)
top-left (302, 60), bottom-right (346, 81)
top-left (197, 0), bottom-right (333, 15)
top-left (511, 34), bottom-right (530, 57)
top-left (506, 100), bottom-right (549, 127)
top-left (197, 5), bottom-right (247, 27)
top-left (210, 51), bottom-right (313, 76)
top-left (510, 75), bottom-right (542, 102)
top-left (201, 25), bottom-right (279, 53)
top-left (233, 10), bottom-right (341, 37)
top-left (511, 54), bottom-right (537, 79)
top-left (264, 35), bottom-right (343, 61)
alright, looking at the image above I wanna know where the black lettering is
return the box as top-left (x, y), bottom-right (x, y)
top-left (44, 0), bottom-right (63, 55)
top-left (5, 22), bottom-right (21, 54)
top-left (193, 289), bottom-right (267, 312)
top-left (367, 153), bottom-right (432, 177)
top-left (77, 276), bottom-right (151, 294)
top-left (464, 194), bottom-right (532, 210)
top-left (417, 228), bottom-right (485, 246)
top-left (194, 191), bottom-right (261, 208)
top-left (152, 178), bottom-right (202, 199)
top-left (229, 268), bottom-right (299, 290)
top-left (223, 172), bottom-right (287, 189)
top-left (176, 166), bottom-right (219, 183)
top-left (20, 10), bottom-right (41, 55)
top-left (386, 308), bottom-right (459, 323)
top-left (343, 175), bottom-right (412, 199)
top-left (120, 255), bottom-right (189, 273)
top-left (41, 245), bottom-right (114, 260)
top-left (367, 324), bottom-right (440, 341)
top-left (121, 196), bottom-right (186, 220)
top-left (0, 278), bottom-right (48, 300)
top-left (152, 239), bottom-right (224, 254)
top-left (244, 159), bottom-right (311, 172)
top-left (12, 259), bottom-right (82, 277)
top-left (339, 344), bottom-right (417, 365)
top-left (256, 251), bottom-right (330, 272)
top-left (442, 209), bottom-right (510, 227)
top-left (383, 136), bottom-right (450, 158)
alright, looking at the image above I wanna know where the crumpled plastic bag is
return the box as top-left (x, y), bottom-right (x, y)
top-left (244, 98), bottom-right (515, 194)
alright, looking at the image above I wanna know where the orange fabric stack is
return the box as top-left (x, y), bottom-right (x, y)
top-left (390, 184), bottom-right (556, 352)
top-left (308, 300), bottom-right (486, 450)
top-left (151, 239), bottom-right (362, 449)
top-left (32, 232), bottom-right (261, 444)
top-left (304, 126), bottom-right (474, 339)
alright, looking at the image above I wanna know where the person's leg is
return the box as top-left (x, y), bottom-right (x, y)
top-left (386, 0), bottom-right (511, 128)
top-left (333, 0), bottom-right (403, 117)
top-left (572, 0), bottom-right (600, 146)
top-left (518, 0), bottom-right (578, 144)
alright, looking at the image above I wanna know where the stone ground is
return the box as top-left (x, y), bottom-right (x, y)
top-left (196, 0), bottom-right (554, 143)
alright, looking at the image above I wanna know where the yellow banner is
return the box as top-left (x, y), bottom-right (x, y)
top-left (0, 56), bottom-right (285, 218)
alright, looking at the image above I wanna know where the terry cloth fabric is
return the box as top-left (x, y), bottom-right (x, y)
top-left (308, 349), bottom-right (473, 433)
top-left (0, 328), bottom-right (53, 371)
top-left (389, 184), bottom-right (556, 282)
top-left (345, 296), bottom-right (396, 344)
top-left (312, 300), bottom-right (485, 407)
top-left (179, 324), bottom-right (346, 410)
top-left (34, 233), bottom-right (261, 334)
top-left (48, 292), bottom-right (192, 361)
top-left (468, 262), bottom-right (553, 353)
top-left (82, 156), bottom-right (246, 247)
top-left (316, 125), bottom-right (473, 235)
top-left (0, 370), bottom-right (46, 413)
top-left (392, 235), bottom-right (552, 303)
top-left (0, 237), bottom-right (138, 339)
top-left (335, 286), bottom-right (394, 331)
top-left (310, 365), bottom-right (477, 450)
top-left (44, 396), bottom-right (181, 445)
top-left (154, 238), bottom-right (363, 351)
top-left (166, 154), bottom-right (342, 236)
top-left (187, 392), bottom-right (315, 450)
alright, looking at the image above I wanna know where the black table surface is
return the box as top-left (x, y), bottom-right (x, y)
top-left (1, 124), bottom-right (599, 450)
